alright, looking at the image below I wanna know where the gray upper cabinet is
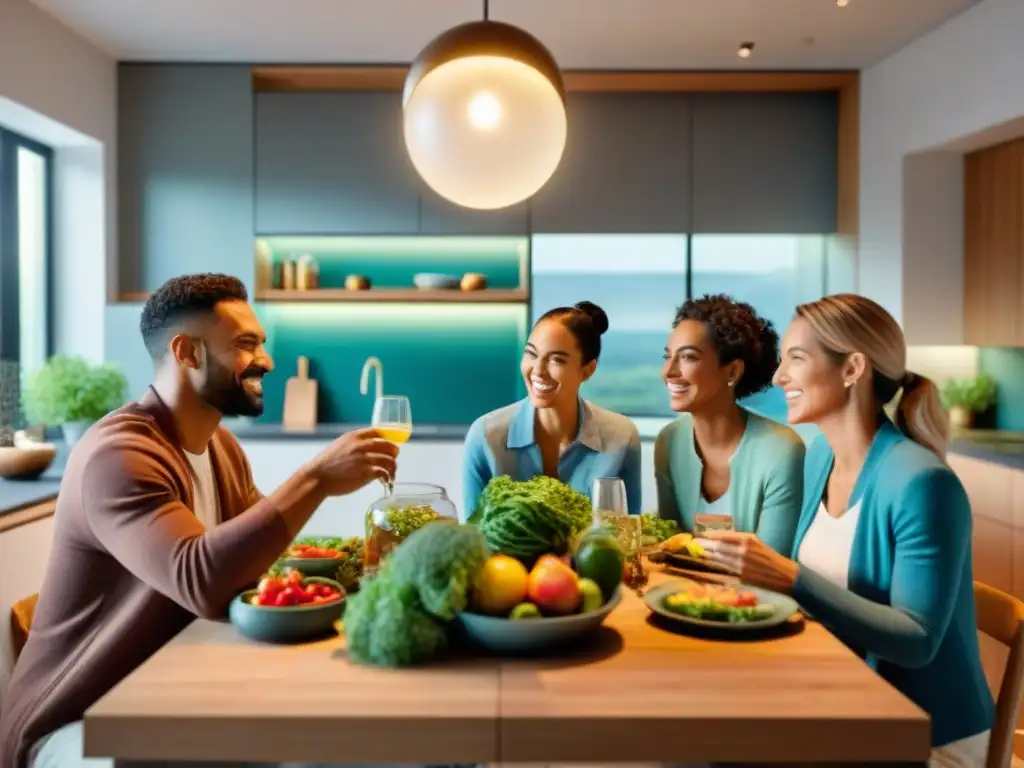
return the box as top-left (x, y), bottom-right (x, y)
top-left (691, 92), bottom-right (838, 233)
top-left (418, 185), bottom-right (529, 235)
top-left (255, 92), bottom-right (420, 235)
top-left (118, 64), bottom-right (254, 294)
top-left (529, 93), bottom-right (693, 233)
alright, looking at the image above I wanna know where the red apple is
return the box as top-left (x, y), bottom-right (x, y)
top-left (527, 560), bottom-right (582, 615)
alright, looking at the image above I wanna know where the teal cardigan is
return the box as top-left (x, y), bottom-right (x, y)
top-left (653, 409), bottom-right (805, 556)
top-left (792, 419), bottom-right (995, 748)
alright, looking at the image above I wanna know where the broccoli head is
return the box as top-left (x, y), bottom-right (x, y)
top-left (343, 568), bottom-right (447, 668)
top-left (387, 520), bottom-right (490, 621)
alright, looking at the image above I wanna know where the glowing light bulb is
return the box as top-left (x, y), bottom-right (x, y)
top-left (468, 91), bottom-right (502, 130)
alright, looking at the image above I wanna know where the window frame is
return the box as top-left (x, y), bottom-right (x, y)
top-left (0, 126), bottom-right (55, 366)
top-left (528, 232), bottom-right (831, 418)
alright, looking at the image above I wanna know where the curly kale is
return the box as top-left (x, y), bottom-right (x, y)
top-left (640, 513), bottom-right (679, 545)
top-left (388, 520), bottom-right (489, 620)
top-left (343, 568), bottom-right (448, 668)
top-left (469, 475), bottom-right (593, 560)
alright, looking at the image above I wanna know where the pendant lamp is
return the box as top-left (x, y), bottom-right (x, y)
top-left (402, 0), bottom-right (567, 210)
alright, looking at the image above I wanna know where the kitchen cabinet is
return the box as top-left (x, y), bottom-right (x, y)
top-left (964, 138), bottom-right (1024, 346)
top-left (691, 92), bottom-right (838, 233)
top-left (528, 92), bottom-right (693, 233)
top-left (947, 453), bottom-right (1024, 756)
top-left (118, 65), bottom-right (255, 295)
top-left (255, 92), bottom-right (420, 235)
top-left (418, 184), bottom-right (529, 236)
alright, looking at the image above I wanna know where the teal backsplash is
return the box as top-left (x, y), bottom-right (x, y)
top-left (979, 347), bottom-right (1024, 430)
top-left (256, 302), bottom-right (530, 425)
top-left (261, 235), bottom-right (527, 289)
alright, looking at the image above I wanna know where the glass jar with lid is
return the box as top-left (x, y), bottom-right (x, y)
top-left (364, 483), bottom-right (458, 574)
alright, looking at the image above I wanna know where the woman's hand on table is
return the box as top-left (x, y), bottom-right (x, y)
top-left (697, 531), bottom-right (800, 594)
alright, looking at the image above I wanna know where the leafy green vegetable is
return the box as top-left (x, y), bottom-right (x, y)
top-left (640, 514), bottom-right (679, 546)
top-left (664, 597), bottom-right (776, 624)
top-left (469, 475), bottom-right (592, 561)
top-left (387, 520), bottom-right (489, 620)
top-left (343, 569), bottom-right (448, 667)
top-left (341, 521), bottom-right (487, 667)
top-left (379, 504), bottom-right (440, 537)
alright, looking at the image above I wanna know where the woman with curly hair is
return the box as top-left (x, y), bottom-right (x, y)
top-left (654, 294), bottom-right (804, 556)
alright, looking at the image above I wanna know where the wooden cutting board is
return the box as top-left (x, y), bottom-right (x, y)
top-left (282, 356), bottom-right (318, 431)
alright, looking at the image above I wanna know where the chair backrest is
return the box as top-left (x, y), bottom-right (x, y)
top-left (10, 593), bottom-right (38, 661)
top-left (975, 581), bottom-right (1024, 768)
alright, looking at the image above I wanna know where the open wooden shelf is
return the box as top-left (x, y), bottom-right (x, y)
top-left (254, 288), bottom-right (529, 303)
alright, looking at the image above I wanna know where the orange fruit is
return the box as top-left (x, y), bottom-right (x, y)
top-left (472, 555), bottom-right (530, 615)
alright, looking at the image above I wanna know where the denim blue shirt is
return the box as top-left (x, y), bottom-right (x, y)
top-left (461, 396), bottom-right (642, 520)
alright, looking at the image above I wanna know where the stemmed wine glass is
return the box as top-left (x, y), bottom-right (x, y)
top-left (371, 395), bottom-right (412, 496)
top-left (591, 477), bottom-right (647, 593)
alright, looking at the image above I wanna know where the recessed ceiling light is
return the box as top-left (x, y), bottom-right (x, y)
top-left (836, 0), bottom-right (849, 6)
top-left (738, 42), bottom-right (754, 58)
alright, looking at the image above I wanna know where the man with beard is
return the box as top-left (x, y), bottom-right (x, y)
top-left (0, 274), bottom-right (400, 768)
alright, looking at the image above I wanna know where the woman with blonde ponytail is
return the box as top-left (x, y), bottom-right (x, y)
top-left (698, 294), bottom-right (994, 766)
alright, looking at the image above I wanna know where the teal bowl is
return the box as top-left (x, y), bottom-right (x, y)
top-left (229, 576), bottom-right (345, 644)
top-left (455, 587), bottom-right (622, 654)
top-left (278, 555), bottom-right (344, 579)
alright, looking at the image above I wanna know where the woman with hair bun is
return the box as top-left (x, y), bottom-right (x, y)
top-left (654, 294), bottom-right (805, 556)
top-left (700, 293), bottom-right (994, 764)
top-left (462, 301), bottom-right (642, 518)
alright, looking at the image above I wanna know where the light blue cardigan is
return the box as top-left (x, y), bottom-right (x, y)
top-left (792, 419), bottom-right (995, 747)
top-left (655, 410), bottom-right (805, 557)
top-left (462, 397), bottom-right (642, 520)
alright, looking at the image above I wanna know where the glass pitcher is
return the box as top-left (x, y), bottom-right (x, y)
top-left (364, 483), bottom-right (458, 574)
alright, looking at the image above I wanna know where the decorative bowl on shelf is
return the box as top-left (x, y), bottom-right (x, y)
top-left (229, 576), bottom-right (345, 644)
top-left (455, 586), bottom-right (622, 654)
top-left (413, 273), bottom-right (461, 290)
top-left (0, 443), bottom-right (57, 480)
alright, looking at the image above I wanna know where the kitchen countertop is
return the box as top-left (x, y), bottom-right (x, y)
top-left (949, 430), bottom-right (1024, 471)
top-left (0, 449), bottom-right (66, 517)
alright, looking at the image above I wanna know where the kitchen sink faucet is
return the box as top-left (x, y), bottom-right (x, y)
top-left (360, 356), bottom-right (383, 403)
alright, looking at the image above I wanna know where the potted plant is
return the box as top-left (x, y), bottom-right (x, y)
top-left (22, 355), bottom-right (128, 447)
top-left (941, 375), bottom-right (997, 430)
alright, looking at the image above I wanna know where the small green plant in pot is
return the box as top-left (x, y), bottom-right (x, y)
top-left (941, 375), bottom-right (997, 430)
top-left (22, 356), bottom-right (128, 447)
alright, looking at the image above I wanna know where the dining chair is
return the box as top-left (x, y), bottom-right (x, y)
top-left (975, 581), bottom-right (1024, 768)
top-left (10, 592), bottom-right (38, 661)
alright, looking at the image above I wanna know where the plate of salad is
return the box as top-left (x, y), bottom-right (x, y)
top-left (644, 580), bottom-right (798, 632)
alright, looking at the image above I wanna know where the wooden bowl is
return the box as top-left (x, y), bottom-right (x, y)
top-left (0, 444), bottom-right (57, 480)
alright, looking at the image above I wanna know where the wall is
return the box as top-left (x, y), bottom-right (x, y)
top-left (859, 0), bottom-right (1024, 344)
top-left (0, 0), bottom-right (116, 362)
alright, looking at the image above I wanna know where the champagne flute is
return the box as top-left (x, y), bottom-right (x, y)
top-left (372, 395), bottom-right (412, 496)
top-left (591, 477), bottom-right (646, 593)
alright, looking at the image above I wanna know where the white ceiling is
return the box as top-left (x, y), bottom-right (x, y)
top-left (33, 0), bottom-right (978, 70)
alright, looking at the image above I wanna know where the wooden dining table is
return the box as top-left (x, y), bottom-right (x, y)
top-left (83, 568), bottom-right (931, 766)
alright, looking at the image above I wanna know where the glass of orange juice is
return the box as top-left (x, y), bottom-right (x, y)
top-left (372, 395), bottom-right (412, 496)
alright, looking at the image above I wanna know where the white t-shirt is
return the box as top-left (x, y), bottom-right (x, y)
top-left (184, 449), bottom-right (222, 529)
top-left (796, 500), bottom-right (862, 589)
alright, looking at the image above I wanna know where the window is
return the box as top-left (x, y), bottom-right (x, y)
top-left (530, 234), bottom-right (688, 417)
top-left (0, 127), bottom-right (53, 381)
top-left (530, 233), bottom-right (829, 418)
top-left (690, 235), bottom-right (828, 341)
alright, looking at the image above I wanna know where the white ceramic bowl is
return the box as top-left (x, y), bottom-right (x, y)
top-left (413, 273), bottom-right (461, 290)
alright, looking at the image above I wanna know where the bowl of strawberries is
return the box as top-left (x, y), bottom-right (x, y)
top-left (229, 569), bottom-right (345, 644)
